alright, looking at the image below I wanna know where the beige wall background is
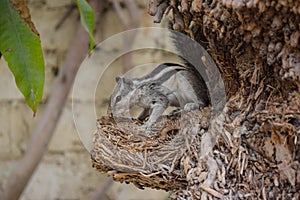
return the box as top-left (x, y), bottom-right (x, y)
top-left (0, 0), bottom-right (176, 199)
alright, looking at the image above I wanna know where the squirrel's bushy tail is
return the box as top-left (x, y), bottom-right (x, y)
top-left (169, 24), bottom-right (210, 105)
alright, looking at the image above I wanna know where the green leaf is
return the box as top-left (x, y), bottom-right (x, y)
top-left (0, 0), bottom-right (45, 113)
top-left (76, 0), bottom-right (95, 52)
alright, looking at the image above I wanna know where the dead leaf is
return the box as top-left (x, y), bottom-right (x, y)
top-left (10, 0), bottom-right (39, 35)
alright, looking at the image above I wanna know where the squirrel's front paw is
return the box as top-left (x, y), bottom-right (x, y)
top-left (139, 124), bottom-right (151, 132)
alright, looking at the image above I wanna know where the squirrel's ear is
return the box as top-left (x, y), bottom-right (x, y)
top-left (123, 77), bottom-right (134, 88)
top-left (115, 76), bottom-right (121, 83)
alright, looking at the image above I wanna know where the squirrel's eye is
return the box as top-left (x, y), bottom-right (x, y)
top-left (116, 95), bottom-right (122, 103)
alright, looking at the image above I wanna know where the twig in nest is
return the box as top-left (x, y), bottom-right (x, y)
top-left (140, 171), bottom-right (162, 177)
top-left (191, 0), bottom-right (202, 12)
top-left (180, 0), bottom-right (189, 12)
top-left (199, 184), bottom-right (224, 199)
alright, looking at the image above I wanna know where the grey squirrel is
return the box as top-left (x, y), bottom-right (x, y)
top-left (110, 25), bottom-right (209, 131)
top-left (110, 61), bottom-right (209, 131)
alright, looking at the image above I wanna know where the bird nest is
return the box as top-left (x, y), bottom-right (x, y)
top-left (91, 95), bottom-right (300, 199)
top-left (91, 107), bottom-right (211, 191)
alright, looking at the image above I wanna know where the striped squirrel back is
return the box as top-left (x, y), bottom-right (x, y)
top-left (110, 62), bottom-right (209, 131)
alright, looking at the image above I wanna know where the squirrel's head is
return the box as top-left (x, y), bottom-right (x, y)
top-left (110, 76), bottom-right (135, 118)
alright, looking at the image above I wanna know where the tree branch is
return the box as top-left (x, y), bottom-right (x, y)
top-left (1, 8), bottom-right (91, 200)
top-left (112, 0), bottom-right (140, 72)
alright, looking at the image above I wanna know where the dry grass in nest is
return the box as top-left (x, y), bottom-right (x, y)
top-left (91, 107), bottom-right (211, 191)
top-left (91, 97), bottom-right (300, 199)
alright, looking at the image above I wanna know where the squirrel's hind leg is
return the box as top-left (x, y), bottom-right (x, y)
top-left (184, 102), bottom-right (200, 111)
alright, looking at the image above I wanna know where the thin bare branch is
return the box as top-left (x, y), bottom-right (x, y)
top-left (112, 0), bottom-right (128, 29)
top-left (55, 3), bottom-right (77, 30)
top-left (1, 25), bottom-right (89, 200)
top-left (0, 1), bottom-right (97, 198)
top-left (124, 0), bottom-right (139, 28)
top-left (112, 0), bottom-right (140, 72)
